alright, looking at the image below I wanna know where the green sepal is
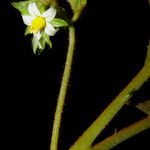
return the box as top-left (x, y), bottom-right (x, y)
top-left (32, 36), bottom-right (39, 54)
top-left (69, 0), bottom-right (87, 12)
top-left (50, 18), bottom-right (68, 27)
top-left (32, 33), bottom-right (52, 54)
top-left (11, 0), bottom-right (46, 15)
top-left (36, 1), bottom-right (47, 13)
top-left (11, 1), bottom-right (33, 15)
top-left (32, 37), bottom-right (46, 55)
top-left (39, 38), bottom-right (46, 52)
top-left (25, 26), bottom-right (30, 36)
top-left (42, 32), bottom-right (52, 49)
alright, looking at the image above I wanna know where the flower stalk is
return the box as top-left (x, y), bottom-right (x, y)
top-left (50, 25), bottom-right (76, 150)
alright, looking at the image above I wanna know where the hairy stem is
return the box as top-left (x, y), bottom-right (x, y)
top-left (50, 26), bottom-right (75, 150)
top-left (92, 116), bottom-right (150, 150)
top-left (70, 63), bottom-right (150, 150)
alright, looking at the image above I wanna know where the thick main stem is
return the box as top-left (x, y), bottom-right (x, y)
top-left (92, 116), bottom-right (150, 150)
top-left (50, 26), bottom-right (75, 150)
top-left (70, 63), bottom-right (150, 150)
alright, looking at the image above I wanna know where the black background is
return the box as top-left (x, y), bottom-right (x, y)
top-left (1, 0), bottom-right (150, 150)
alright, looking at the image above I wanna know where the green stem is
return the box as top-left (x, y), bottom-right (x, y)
top-left (92, 116), bottom-right (150, 150)
top-left (70, 63), bottom-right (150, 150)
top-left (72, 11), bottom-right (81, 23)
top-left (50, 26), bottom-right (75, 150)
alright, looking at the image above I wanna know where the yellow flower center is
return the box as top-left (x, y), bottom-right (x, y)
top-left (30, 16), bottom-right (46, 34)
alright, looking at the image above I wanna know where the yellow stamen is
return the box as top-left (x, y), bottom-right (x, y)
top-left (30, 16), bottom-right (46, 34)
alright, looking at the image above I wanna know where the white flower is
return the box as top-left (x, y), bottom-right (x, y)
top-left (22, 2), bottom-right (57, 48)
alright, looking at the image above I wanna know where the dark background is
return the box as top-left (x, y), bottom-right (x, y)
top-left (1, 0), bottom-right (150, 150)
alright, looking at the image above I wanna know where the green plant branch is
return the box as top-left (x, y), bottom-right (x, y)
top-left (70, 63), bottom-right (150, 150)
top-left (50, 25), bottom-right (75, 150)
top-left (92, 116), bottom-right (150, 150)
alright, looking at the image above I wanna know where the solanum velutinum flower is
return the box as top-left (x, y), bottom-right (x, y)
top-left (22, 2), bottom-right (57, 48)
top-left (12, 1), bottom-right (68, 54)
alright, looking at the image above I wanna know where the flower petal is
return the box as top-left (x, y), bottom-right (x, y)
top-left (42, 6), bottom-right (56, 22)
top-left (34, 31), bottom-right (42, 41)
top-left (22, 15), bottom-right (33, 25)
top-left (28, 3), bottom-right (41, 17)
top-left (22, 15), bottom-right (33, 26)
top-left (44, 23), bottom-right (57, 36)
